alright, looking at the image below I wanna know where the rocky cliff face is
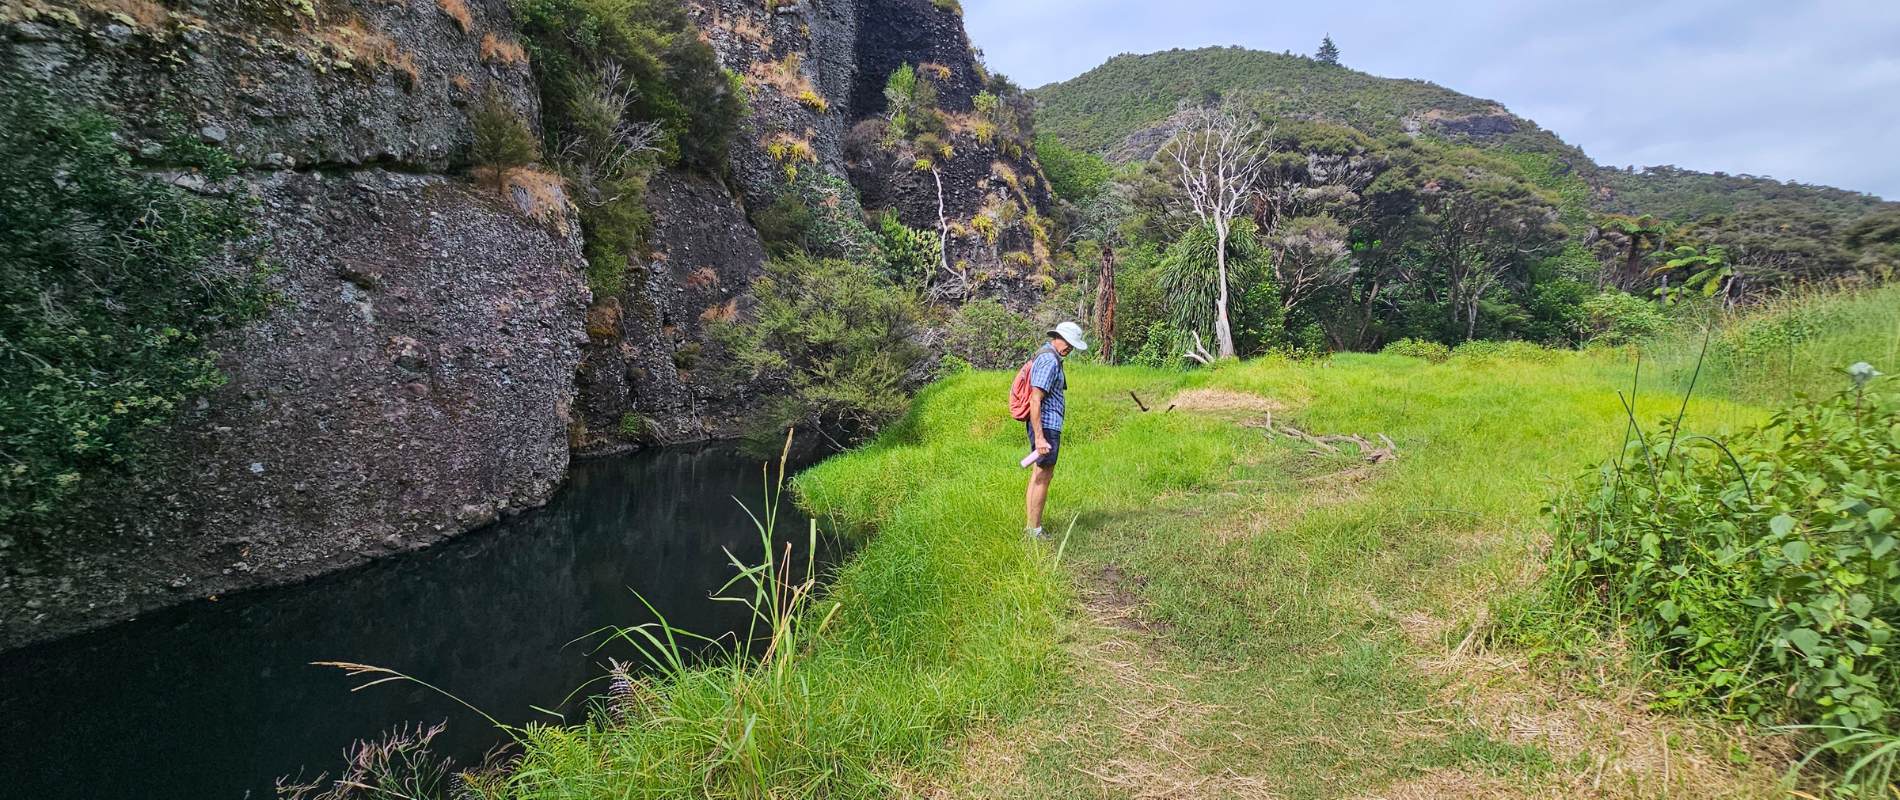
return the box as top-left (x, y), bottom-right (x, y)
top-left (573, 0), bottom-right (1055, 450)
top-left (0, 0), bottom-right (1046, 647)
top-left (0, 0), bottom-right (590, 649)
top-left (572, 170), bottom-right (768, 447)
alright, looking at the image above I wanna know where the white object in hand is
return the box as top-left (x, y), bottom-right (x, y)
top-left (1020, 451), bottom-right (1040, 468)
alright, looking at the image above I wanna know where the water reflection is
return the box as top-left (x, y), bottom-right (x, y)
top-left (0, 444), bottom-right (836, 799)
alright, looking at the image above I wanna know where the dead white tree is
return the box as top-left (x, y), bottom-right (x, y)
top-left (1169, 106), bottom-right (1271, 359)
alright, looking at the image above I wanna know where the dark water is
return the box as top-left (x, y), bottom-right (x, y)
top-left (0, 444), bottom-right (837, 800)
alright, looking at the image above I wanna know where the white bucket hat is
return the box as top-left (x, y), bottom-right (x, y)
top-left (1048, 321), bottom-right (1089, 351)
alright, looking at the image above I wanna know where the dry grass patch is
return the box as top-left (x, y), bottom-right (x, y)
top-left (944, 111), bottom-right (991, 138)
top-left (585, 298), bottom-right (622, 340)
top-left (685, 266), bottom-right (721, 289)
top-left (78, 0), bottom-right (173, 28)
top-left (748, 53), bottom-right (825, 110)
top-left (699, 298), bottom-right (737, 324)
top-left (1360, 768), bottom-right (1520, 800)
top-left (5, 0), bottom-right (192, 29)
top-left (1385, 615), bottom-right (1790, 799)
top-left (713, 7), bottom-right (768, 46)
top-left (491, 167), bottom-right (573, 235)
top-left (1168, 388), bottom-right (1285, 415)
top-left (480, 32), bottom-right (528, 67)
top-left (435, 0), bottom-right (472, 32)
top-left (311, 18), bottom-right (418, 85)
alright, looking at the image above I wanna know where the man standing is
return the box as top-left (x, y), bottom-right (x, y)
top-left (1025, 321), bottom-right (1088, 539)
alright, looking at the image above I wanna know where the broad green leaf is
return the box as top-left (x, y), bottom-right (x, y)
top-left (1771, 514), bottom-right (1797, 537)
top-left (1788, 628), bottom-right (1824, 654)
top-left (1782, 540), bottom-right (1811, 563)
top-left (1871, 534), bottom-right (1897, 559)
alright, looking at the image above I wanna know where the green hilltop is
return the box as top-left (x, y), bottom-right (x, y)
top-left (1032, 46), bottom-right (1891, 223)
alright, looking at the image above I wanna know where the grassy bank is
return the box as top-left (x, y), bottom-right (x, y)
top-left (1637, 283), bottom-right (1900, 406)
top-left (472, 288), bottom-right (1893, 798)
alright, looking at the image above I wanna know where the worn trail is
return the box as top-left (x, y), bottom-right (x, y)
top-left (906, 390), bottom-right (1786, 799)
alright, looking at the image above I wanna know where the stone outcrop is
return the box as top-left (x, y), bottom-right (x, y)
top-left (0, 0), bottom-right (589, 649)
top-left (572, 0), bottom-right (1056, 450)
top-left (1, 0), bottom-right (541, 170)
top-left (1402, 106), bottom-right (1521, 139)
top-left (573, 170), bottom-right (768, 448)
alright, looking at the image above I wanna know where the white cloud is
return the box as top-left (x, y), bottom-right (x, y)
top-left (965, 0), bottom-right (1900, 199)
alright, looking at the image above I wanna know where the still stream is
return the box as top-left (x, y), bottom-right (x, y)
top-left (0, 444), bottom-right (838, 799)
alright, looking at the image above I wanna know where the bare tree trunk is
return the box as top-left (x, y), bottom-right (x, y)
top-left (1093, 244), bottom-right (1118, 362)
top-left (1213, 217), bottom-right (1236, 358)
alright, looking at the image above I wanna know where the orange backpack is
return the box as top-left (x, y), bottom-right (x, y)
top-left (1008, 351), bottom-right (1043, 421)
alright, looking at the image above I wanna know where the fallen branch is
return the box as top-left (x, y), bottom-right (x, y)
top-left (1182, 331), bottom-right (1215, 365)
top-left (1258, 418), bottom-right (1399, 463)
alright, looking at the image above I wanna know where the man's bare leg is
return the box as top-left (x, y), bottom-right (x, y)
top-left (1025, 464), bottom-right (1054, 532)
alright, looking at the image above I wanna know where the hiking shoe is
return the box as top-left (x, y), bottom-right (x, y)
top-left (1026, 526), bottom-right (1047, 540)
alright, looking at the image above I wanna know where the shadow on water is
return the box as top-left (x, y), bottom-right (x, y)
top-left (0, 443), bottom-right (843, 799)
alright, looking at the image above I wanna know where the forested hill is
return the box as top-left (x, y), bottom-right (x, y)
top-left (1033, 46), bottom-right (1892, 223)
top-left (1033, 46), bottom-right (1576, 158)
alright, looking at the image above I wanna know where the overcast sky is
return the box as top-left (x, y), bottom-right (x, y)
top-left (963, 0), bottom-right (1900, 200)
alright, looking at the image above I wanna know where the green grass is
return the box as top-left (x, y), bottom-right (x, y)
top-left (1636, 283), bottom-right (1900, 407)
top-left (477, 288), bottom-right (1894, 798)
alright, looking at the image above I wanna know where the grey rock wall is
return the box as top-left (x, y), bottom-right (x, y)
top-left (0, 0), bottom-right (589, 649)
top-left (574, 170), bottom-right (768, 447)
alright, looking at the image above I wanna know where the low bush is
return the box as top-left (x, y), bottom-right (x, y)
top-left (872, 210), bottom-right (940, 288)
top-left (941, 299), bottom-right (1043, 369)
top-left (1380, 338), bottom-right (1451, 363)
top-left (468, 89), bottom-right (540, 190)
top-left (716, 255), bottom-right (926, 447)
top-left (1579, 291), bottom-right (1669, 345)
top-left (751, 172), bottom-right (879, 265)
top-left (1125, 321), bottom-right (1190, 368)
top-left (1450, 339), bottom-right (1561, 364)
top-left (1517, 378), bottom-right (1898, 775)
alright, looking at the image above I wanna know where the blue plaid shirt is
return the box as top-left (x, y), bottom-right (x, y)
top-left (1029, 345), bottom-right (1066, 431)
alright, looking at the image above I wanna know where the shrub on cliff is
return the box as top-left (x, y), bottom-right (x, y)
top-left (510, 0), bottom-right (743, 296)
top-left (716, 256), bottom-right (925, 448)
top-left (873, 210), bottom-right (941, 288)
top-left (0, 84), bottom-right (269, 538)
top-left (751, 172), bottom-right (881, 266)
top-left (469, 89), bottom-right (540, 190)
top-left (512, 0), bottom-right (740, 174)
top-left (882, 63), bottom-right (946, 148)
